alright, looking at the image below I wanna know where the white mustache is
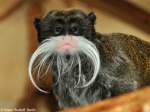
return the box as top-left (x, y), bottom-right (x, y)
top-left (28, 35), bottom-right (101, 93)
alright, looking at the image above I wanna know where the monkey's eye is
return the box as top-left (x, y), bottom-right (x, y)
top-left (70, 25), bottom-right (79, 35)
top-left (54, 25), bottom-right (63, 35)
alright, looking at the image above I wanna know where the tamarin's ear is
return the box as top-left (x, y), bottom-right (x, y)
top-left (34, 17), bottom-right (41, 37)
top-left (88, 12), bottom-right (96, 25)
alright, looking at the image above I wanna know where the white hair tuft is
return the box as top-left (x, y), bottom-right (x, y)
top-left (28, 35), bottom-right (101, 93)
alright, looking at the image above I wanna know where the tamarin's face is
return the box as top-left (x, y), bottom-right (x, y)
top-left (36, 10), bottom-right (96, 42)
top-left (29, 10), bottom-right (101, 93)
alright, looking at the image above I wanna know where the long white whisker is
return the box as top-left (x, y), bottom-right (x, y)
top-left (81, 48), bottom-right (100, 87)
top-left (54, 55), bottom-right (62, 85)
top-left (62, 55), bottom-right (74, 74)
top-left (44, 55), bottom-right (55, 75)
top-left (69, 56), bottom-right (75, 70)
top-left (32, 54), bottom-right (45, 75)
top-left (37, 54), bottom-right (49, 80)
top-left (29, 55), bottom-right (49, 93)
top-left (74, 54), bottom-right (81, 88)
top-left (37, 53), bottom-right (54, 80)
top-left (28, 37), bottom-right (57, 93)
top-left (39, 54), bottom-right (56, 79)
top-left (77, 36), bottom-right (100, 88)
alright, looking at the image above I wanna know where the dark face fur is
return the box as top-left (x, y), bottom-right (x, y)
top-left (35, 10), bottom-right (96, 42)
top-left (28, 10), bottom-right (100, 93)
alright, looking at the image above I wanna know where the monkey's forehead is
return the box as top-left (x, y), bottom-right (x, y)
top-left (43, 9), bottom-right (87, 20)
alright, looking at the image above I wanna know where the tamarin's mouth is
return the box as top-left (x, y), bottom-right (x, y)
top-left (65, 54), bottom-right (71, 60)
top-left (56, 36), bottom-right (78, 54)
top-left (59, 43), bottom-right (74, 50)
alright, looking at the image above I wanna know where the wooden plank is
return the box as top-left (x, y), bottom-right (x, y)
top-left (62, 87), bottom-right (150, 112)
top-left (80, 0), bottom-right (150, 34)
top-left (0, 0), bottom-right (25, 21)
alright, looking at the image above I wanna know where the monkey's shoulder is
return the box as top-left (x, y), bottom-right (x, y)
top-left (95, 32), bottom-right (150, 55)
top-left (94, 32), bottom-right (150, 71)
top-left (96, 32), bottom-right (148, 44)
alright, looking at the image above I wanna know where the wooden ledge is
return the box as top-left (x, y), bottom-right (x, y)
top-left (62, 87), bottom-right (150, 112)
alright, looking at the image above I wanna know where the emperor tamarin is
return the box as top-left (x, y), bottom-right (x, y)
top-left (28, 9), bottom-right (150, 108)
